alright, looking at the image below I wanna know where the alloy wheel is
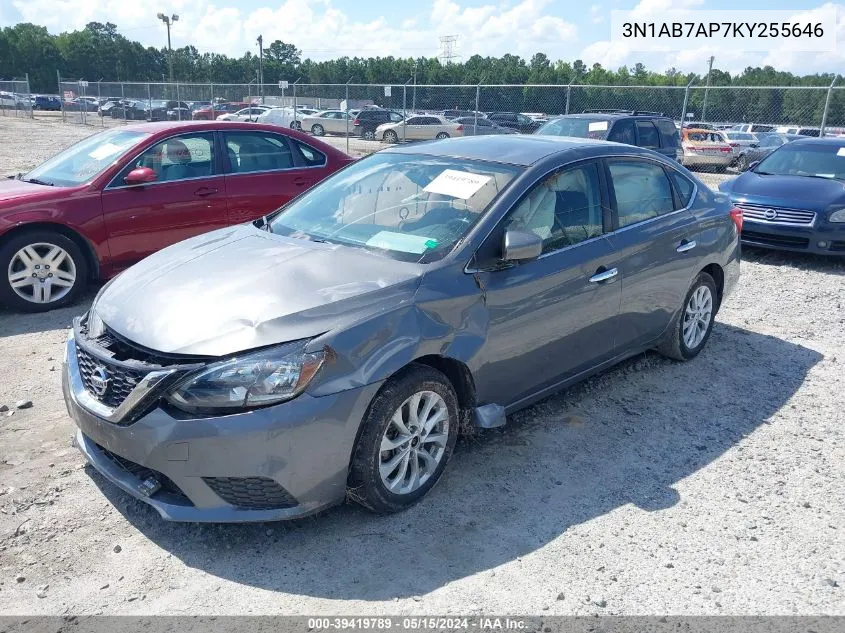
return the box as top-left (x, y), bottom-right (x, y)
top-left (379, 391), bottom-right (450, 495)
top-left (682, 285), bottom-right (713, 349)
top-left (7, 243), bottom-right (77, 305)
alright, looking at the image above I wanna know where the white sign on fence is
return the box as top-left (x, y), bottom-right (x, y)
top-left (77, 80), bottom-right (89, 88)
top-left (278, 81), bottom-right (289, 89)
top-left (384, 86), bottom-right (392, 97)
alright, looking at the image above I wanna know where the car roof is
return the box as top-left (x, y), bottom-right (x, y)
top-left (382, 134), bottom-right (639, 166)
top-left (552, 112), bottom-right (672, 120)
top-left (787, 136), bottom-right (845, 146)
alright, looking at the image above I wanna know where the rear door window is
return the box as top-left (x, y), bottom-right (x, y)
top-left (655, 119), bottom-right (680, 148)
top-left (607, 119), bottom-right (636, 144)
top-left (635, 121), bottom-right (661, 149)
top-left (224, 131), bottom-right (295, 174)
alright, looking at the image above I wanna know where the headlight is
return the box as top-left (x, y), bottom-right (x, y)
top-left (828, 209), bottom-right (845, 223)
top-left (166, 342), bottom-right (326, 412)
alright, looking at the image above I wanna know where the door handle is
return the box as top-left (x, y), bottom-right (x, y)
top-left (194, 187), bottom-right (218, 197)
top-left (676, 239), bottom-right (697, 253)
top-left (292, 177), bottom-right (311, 187)
top-left (589, 267), bottom-right (618, 283)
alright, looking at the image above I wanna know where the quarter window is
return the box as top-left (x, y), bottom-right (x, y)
top-left (667, 170), bottom-right (694, 208)
top-left (636, 121), bottom-right (660, 149)
top-left (293, 141), bottom-right (327, 167)
top-left (608, 159), bottom-right (675, 227)
top-left (503, 162), bottom-right (604, 253)
top-left (224, 132), bottom-right (295, 174)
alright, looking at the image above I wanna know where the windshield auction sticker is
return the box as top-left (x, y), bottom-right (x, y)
top-left (424, 170), bottom-right (492, 199)
top-left (610, 8), bottom-right (837, 52)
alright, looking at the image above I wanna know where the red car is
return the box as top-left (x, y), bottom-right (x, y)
top-left (0, 121), bottom-right (354, 312)
top-left (191, 102), bottom-right (251, 120)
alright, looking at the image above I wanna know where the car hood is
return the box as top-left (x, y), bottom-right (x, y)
top-left (0, 178), bottom-right (55, 202)
top-left (724, 171), bottom-right (845, 210)
top-left (94, 225), bottom-right (425, 357)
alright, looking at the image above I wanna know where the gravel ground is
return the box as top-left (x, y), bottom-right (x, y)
top-left (0, 117), bottom-right (843, 616)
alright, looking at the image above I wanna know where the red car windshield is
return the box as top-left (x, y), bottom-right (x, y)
top-left (23, 129), bottom-right (149, 187)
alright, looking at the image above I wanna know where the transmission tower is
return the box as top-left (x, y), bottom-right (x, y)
top-left (439, 35), bottom-right (459, 64)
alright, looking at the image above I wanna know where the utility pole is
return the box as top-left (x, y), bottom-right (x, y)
top-left (157, 13), bottom-right (179, 83)
top-left (702, 55), bottom-right (714, 122)
top-left (412, 60), bottom-right (418, 112)
top-left (256, 35), bottom-right (264, 104)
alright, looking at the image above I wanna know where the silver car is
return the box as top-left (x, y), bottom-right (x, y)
top-left (64, 135), bottom-right (739, 522)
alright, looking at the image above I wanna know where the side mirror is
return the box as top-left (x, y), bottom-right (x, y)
top-left (502, 230), bottom-right (543, 262)
top-left (124, 167), bottom-right (157, 186)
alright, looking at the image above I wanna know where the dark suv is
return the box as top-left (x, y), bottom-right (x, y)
top-left (487, 112), bottom-right (543, 134)
top-left (535, 110), bottom-right (682, 162)
top-left (353, 109), bottom-right (404, 140)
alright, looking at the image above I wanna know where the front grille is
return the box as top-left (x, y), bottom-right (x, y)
top-left (96, 443), bottom-right (190, 503)
top-left (76, 345), bottom-right (146, 409)
top-left (737, 203), bottom-right (815, 226)
top-left (202, 477), bottom-right (297, 510)
top-left (742, 230), bottom-right (809, 249)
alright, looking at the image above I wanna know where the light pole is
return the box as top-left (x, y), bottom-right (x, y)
top-left (256, 35), bottom-right (264, 104)
top-left (157, 13), bottom-right (179, 83)
top-left (702, 55), bottom-right (714, 122)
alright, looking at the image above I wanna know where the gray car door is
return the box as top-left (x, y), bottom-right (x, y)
top-left (472, 160), bottom-right (622, 407)
top-left (601, 157), bottom-right (701, 351)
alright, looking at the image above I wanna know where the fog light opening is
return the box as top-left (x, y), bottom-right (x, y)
top-left (817, 241), bottom-right (829, 249)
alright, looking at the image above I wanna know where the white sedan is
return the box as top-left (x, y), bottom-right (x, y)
top-left (299, 110), bottom-right (354, 136)
top-left (216, 106), bottom-right (271, 122)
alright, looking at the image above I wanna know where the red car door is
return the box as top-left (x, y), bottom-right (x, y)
top-left (100, 131), bottom-right (229, 270)
top-left (221, 130), bottom-right (332, 225)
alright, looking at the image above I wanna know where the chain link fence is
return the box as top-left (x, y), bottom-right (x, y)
top-left (49, 78), bottom-right (845, 139)
top-left (0, 77), bottom-right (32, 119)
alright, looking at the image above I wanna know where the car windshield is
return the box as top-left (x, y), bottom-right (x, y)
top-left (755, 143), bottom-right (845, 180)
top-left (268, 152), bottom-right (521, 263)
top-left (727, 132), bottom-right (755, 140)
top-left (23, 129), bottom-right (149, 187)
top-left (535, 117), bottom-right (609, 139)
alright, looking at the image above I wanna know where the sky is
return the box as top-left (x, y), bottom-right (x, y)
top-left (1, 0), bottom-right (843, 75)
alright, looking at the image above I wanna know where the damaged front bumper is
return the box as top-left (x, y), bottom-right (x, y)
top-left (63, 324), bottom-right (382, 522)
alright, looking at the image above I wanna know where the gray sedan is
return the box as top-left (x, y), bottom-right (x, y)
top-left (454, 116), bottom-right (518, 136)
top-left (63, 136), bottom-right (740, 522)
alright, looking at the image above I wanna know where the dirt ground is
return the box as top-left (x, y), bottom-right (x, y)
top-left (0, 116), bottom-right (842, 616)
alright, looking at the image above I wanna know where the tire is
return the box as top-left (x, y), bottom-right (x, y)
top-left (736, 154), bottom-right (749, 172)
top-left (435, 132), bottom-right (450, 140)
top-left (362, 129), bottom-right (376, 141)
top-left (290, 121), bottom-right (301, 130)
top-left (383, 130), bottom-right (398, 143)
top-left (656, 272), bottom-right (718, 361)
top-left (0, 230), bottom-right (89, 313)
top-left (311, 124), bottom-right (325, 136)
top-left (348, 364), bottom-right (459, 514)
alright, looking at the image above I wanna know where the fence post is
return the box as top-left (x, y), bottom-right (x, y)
top-left (147, 83), bottom-right (151, 120)
top-left (345, 79), bottom-right (351, 155)
top-left (680, 79), bottom-right (694, 129)
top-left (210, 82), bottom-right (214, 118)
top-left (475, 84), bottom-right (481, 132)
top-left (565, 80), bottom-right (573, 115)
top-left (57, 71), bottom-right (64, 123)
top-left (820, 76), bottom-right (837, 136)
top-left (121, 82), bottom-right (126, 123)
top-left (176, 82), bottom-right (181, 120)
top-left (24, 73), bottom-right (32, 119)
top-left (403, 80), bottom-right (409, 143)
top-left (97, 81), bottom-right (103, 128)
top-left (293, 78), bottom-right (300, 128)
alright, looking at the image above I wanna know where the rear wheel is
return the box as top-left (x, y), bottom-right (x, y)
top-left (736, 153), bottom-right (749, 171)
top-left (362, 129), bottom-right (376, 141)
top-left (290, 121), bottom-right (301, 130)
top-left (435, 132), bottom-right (450, 140)
top-left (656, 272), bottom-right (717, 361)
top-left (311, 124), bottom-right (325, 136)
top-left (0, 231), bottom-right (89, 313)
top-left (383, 129), bottom-right (398, 143)
top-left (348, 365), bottom-right (459, 514)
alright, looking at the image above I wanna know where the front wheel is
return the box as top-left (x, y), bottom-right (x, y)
top-left (736, 154), bottom-right (749, 171)
top-left (348, 365), bottom-right (459, 514)
top-left (361, 130), bottom-right (376, 141)
top-left (290, 120), bottom-right (301, 130)
top-left (656, 272), bottom-right (717, 361)
top-left (311, 124), bottom-right (325, 136)
top-left (383, 130), bottom-right (399, 143)
top-left (0, 231), bottom-right (88, 312)
top-left (435, 132), bottom-right (450, 140)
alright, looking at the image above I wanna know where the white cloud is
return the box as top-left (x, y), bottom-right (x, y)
top-left (589, 5), bottom-right (605, 25)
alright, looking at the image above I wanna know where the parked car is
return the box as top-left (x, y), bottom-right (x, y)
top-left (731, 123), bottom-right (775, 134)
top-left (718, 137), bottom-right (845, 255)
top-left (256, 107), bottom-right (299, 128)
top-left (33, 95), bottom-right (62, 111)
top-left (0, 91), bottom-right (19, 108)
top-left (683, 121), bottom-right (716, 130)
top-left (0, 121), bottom-right (354, 312)
top-left (454, 116), bottom-right (518, 136)
top-left (442, 109), bottom-right (485, 120)
top-left (487, 112), bottom-right (543, 134)
top-left (97, 98), bottom-right (124, 117)
top-left (216, 106), bottom-right (272, 122)
top-left (167, 105), bottom-right (193, 121)
top-left (299, 110), bottom-right (354, 136)
top-left (679, 129), bottom-right (734, 171)
top-left (109, 100), bottom-right (147, 120)
top-left (61, 135), bottom-right (740, 522)
top-left (353, 108), bottom-right (405, 140)
top-left (735, 133), bottom-right (802, 170)
top-left (376, 115), bottom-right (464, 143)
top-left (191, 102), bottom-right (250, 120)
top-left (141, 100), bottom-right (192, 122)
top-left (535, 112), bottom-right (682, 162)
top-left (63, 97), bottom-right (101, 112)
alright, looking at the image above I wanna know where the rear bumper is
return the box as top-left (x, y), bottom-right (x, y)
top-left (681, 153), bottom-right (732, 167)
top-left (741, 220), bottom-right (845, 256)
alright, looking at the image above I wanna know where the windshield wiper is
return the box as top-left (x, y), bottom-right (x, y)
top-left (23, 177), bottom-right (54, 186)
top-left (753, 170), bottom-right (775, 175)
